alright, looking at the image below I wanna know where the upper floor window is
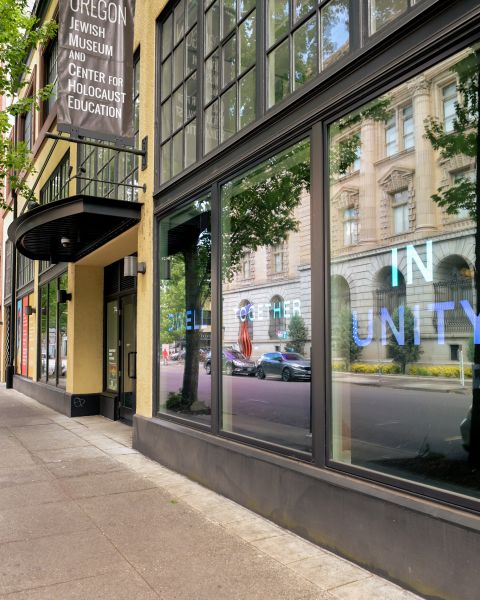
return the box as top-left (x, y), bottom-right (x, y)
top-left (442, 82), bottom-right (457, 133)
top-left (343, 207), bottom-right (358, 246)
top-left (402, 104), bottom-right (414, 149)
top-left (204, 0), bottom-right (256, 153)
top-left (369, 0), bottom-right (408, 35)
top-left (40, 152), bottom-right (70, 205)
top-left (391, 189), bottom-right (409, 234)
top-left (22, 110), bottom-right (32, 151)
top-left (79, 55), bottom-right (140, 201)
top-left (271, 243), bottom-right (286, 274)
top-left (17, 253), bottom-right (34, 289)
top-left (44, 37), bottom-right (58, 118)
top-left (267, 0), bottom-right (349, 108)
top-left (160, 1), bottom-right (198, 181)
top-left (385, 113), bottom-right (397, 156)
top-left (385, 104), bottom-right (414, 157)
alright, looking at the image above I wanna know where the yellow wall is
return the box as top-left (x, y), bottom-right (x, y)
top-left (66, 264), bottom-right (103, 393)
top-left (8, 0), bottom-right (172, 413)
top-left (133, 0), bottom-right (168, 417)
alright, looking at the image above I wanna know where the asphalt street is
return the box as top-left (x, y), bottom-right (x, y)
top-left (160, 363), bottom-right (472, 460)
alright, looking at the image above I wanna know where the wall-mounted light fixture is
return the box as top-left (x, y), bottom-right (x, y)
top-left (25, 306), bottom-right (36, 316)
top-left (57, 289), bottom-right (72, 303)
top-left (124, 256), bottom-right (146, 277)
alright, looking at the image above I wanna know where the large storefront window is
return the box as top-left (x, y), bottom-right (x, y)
top-left (39, 274), bottom-right (68, 387)
top-left (221, 139), bottom-right (311, 452)
top-left (158, 197), bottom-right (212, 425)
top-left (329, 47), bottom-right (480, 498)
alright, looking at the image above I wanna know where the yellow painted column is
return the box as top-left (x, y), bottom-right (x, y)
top-left (66, 264), bottom-right (104, 394)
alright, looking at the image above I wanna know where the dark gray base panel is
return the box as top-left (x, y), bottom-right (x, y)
top-left (133, 414), bottom-right (480, 600)
top-left (13, 376), bottom-right (99, 417)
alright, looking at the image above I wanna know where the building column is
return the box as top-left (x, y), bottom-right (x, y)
top-left (409, 75), bottom-right (438, 233)
top-left (358, 118), bottom-right (378, 248)
top-left (66, 264), bottom-right (104, 394)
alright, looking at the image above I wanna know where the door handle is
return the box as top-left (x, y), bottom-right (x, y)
top-left (127, 351), bottom-right (137, 379)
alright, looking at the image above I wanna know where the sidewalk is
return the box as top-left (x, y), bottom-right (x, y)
top-left (0, 386), bottom-right (423, 600)
top-left (333, 371), bottom-right (470, 394)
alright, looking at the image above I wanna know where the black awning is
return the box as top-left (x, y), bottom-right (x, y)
top-left (8, 195), bottom-right (142, 263)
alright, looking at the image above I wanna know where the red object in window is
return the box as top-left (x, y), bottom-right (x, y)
top-left (238, 319), bottom-right (252, 359)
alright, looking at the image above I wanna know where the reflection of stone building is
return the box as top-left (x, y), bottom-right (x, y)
top-left (223, 191), bottom-right (311, 359)
top-left (330, 51), bottom-right (476, 366)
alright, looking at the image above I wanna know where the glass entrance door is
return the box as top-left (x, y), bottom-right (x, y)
top-left (119, 294), bottom-right (137, 421)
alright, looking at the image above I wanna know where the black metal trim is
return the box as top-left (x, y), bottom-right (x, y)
top-left (9, 195), bottom-right (142, 263)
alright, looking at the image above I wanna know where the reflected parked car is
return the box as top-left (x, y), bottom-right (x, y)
top-left (204, 348), bottom-right (256, 376)
top-left (256, 352), bottom-right (311, 382)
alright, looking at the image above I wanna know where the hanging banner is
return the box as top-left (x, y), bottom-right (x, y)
top-left (57, 0), bottom-right (136, 145)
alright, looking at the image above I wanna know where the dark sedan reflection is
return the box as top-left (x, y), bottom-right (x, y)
top-left (256, 352), bottom-right (311, 381)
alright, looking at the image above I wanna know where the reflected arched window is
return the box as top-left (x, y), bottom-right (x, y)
top-left (434, 255), bottom-right (474, 333)
top-left (269, 295), bottom-right (286, 340)
top-left (375, 266), bottom-right (406, 315)
top-left (331, 276), bottom-right (351, 313)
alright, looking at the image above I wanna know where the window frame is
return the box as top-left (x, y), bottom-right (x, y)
top-left (153, 0), bottom-right (480, 512)
top-left (37, 272), bottom-right (68, 388)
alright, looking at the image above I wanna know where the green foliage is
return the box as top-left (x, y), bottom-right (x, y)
top-left (286, 314), bottom-right (308, 355)
top-left (329, 97), bottom-right (391, 176)
top-left (350, 362), bottom-right (401, 375)
top-left (0, 0), bottom-right (57, 204)
top-left (159, 254), bottom-right (186, 345)
top-left (334, 307), bottom-right (362, 367)
top-left (387, 307), bottom-right (421, 374)
top-left (409, 365), bottom-right (472, 378)
top-left (222, 140), bottom-right (310, 281)
top-left (424, 50), bottom-right (479, 217)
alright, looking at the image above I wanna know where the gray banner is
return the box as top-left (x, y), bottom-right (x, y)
top-left (57, 0), bottom-right (135, 145)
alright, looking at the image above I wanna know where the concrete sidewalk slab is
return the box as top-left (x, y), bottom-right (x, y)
top-left (0, 386), bottom-right (424, 600)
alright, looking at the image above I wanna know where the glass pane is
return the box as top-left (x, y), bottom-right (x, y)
top-left (172, 131), bottom-right (184, 177)
top-left (369, 0), bottom-right (408, 35)
top-left (223, 34), bottom-right (237, 87)
top-left (161, 141), bottom-right (171, 182)
top-left (223, 0), bottom-right (236, 37)
top-left (268, 39), bottom-right (289, 108)
top-left (174, 0), bottom-right (185, 44)
top-left (268, 0), bottom-right (289, 47)
top-left (173, 41), bottom-right (184, 89)
top-left (293, 14), bottom-right (318, 90)
top-left (186, 26), bottom-right (198, 75)
top-left (239, 68), bottom-right (256, 129)
top-left (40, 287), bottom-right (48, 381)
top-left (158, 197), bottom-right (212, 426)
top-left (239, 12), bottom-right (256, 74)
top-left (187, 0), bottom-right (198, 29)
top-left (161, 99), bottom-right (171, 141)
top-left (205, 0), bottom-right (220, 55)
top-left (161, 57), bottom-right (172, 100)
top-left (221, 85), bottom-right (237, 142)
top-left (185, 119), bottom-right (197, 167)
top-left (328, 48), bottom-right (480, 499)
top-left (321, 0), bottom-right (349, 70)
top-left (162, 14), bottom-right (173, 58)
top-left (186, 73), bottom-right (197, 120)
top-left (294, 0), bottom-right (314, 21)
top-left (173, 85), bottom-right (184, 131)
top-left (58, 273), bottom-right (68, 388)
top-left (205, 50), bottom-right (219, 103)
top-left (239, 0), bottom-right (255, 18)
top-left (204, 100), bottom-right (219, 153)
top-left (221, 139), bottom-right (311, 451)
top-left (48, 279), bottom-right (58, 383)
